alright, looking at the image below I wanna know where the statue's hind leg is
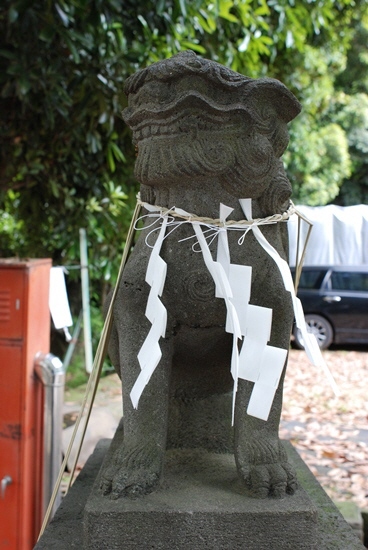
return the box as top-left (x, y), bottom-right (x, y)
top-left (100, 283), bottom-right (174, 499)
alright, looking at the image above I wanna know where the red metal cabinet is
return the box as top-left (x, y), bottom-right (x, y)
top-left (0, 259), bottom-right (51, 549)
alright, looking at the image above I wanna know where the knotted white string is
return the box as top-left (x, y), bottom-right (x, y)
top-left (135, 196), bottom-right (295, 252)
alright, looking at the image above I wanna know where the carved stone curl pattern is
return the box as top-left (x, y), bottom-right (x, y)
top-left (182, 270), bottom-right (215, 303)
top-left (258, 159), bottom-right (293, 216)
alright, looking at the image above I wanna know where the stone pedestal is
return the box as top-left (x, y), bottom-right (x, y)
top-left (35, 440), bottom-right (365, 550)
top-left (85, 446), bottom-right (317, 550)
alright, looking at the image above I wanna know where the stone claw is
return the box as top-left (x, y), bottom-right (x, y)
top-left (99, 441), bottom-right (163, 499)
top-left (236, 438), bottom-right (298, 498)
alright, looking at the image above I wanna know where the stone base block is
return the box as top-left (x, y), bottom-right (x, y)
top-left (35, 440), bottom-right (365, 550)
top-left (84, 446), bottom-right (317, 550)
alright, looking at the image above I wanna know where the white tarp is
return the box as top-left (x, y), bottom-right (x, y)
top-left (288, 204), bottom-right (368, 267)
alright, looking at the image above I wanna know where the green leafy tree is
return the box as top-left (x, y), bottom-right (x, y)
top-left (333, 20), bottom-right (368, 205)
top-left (0, 0), bottom-right (136, 287)
top-left (1, 0), bottom-right (367, 281)
top-left (283, 45), bottom-right (352, 205)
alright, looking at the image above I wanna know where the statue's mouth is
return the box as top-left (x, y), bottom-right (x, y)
top-left (132, 115), bottom-right (236, 143)
top-left (123, 91), bottom-right (252, 143)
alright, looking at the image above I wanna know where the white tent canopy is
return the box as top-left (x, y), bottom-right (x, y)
top-left (288, 204), bottom-right (368, 267)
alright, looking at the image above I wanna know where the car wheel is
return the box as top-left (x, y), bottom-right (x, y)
top-left (293, 314), bottom-right (334, 350)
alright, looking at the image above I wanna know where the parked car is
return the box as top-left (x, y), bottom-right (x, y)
top-left (292, 266), bottom-right (368, 350)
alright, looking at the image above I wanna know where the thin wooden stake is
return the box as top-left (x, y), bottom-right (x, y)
top-left (294, 209), bottom-right (313, 292)
top-left (38, 200), bottom-right (142, 540)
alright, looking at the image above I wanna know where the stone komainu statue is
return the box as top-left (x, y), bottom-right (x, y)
top-left (100, 51), bottom-right (302, 499)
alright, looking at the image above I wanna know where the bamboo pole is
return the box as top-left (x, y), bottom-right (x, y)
top-left (38, 200), bottom-right (142, 539)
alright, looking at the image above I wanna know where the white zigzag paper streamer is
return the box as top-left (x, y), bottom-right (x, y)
top-left (192, 221), bottom-right (242, 423)
top-left (207, 204), bottom-right (287, 422)
top-left (130, 216), bottom-right (168, 408)
top-left (131, 198), bottom-right (339, 419)
top-left (239, 199), bottom-right (340, 401)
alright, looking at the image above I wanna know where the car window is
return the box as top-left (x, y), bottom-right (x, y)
top-left (330, 271), bottom-right (368, 292)
top-left (298, 270), bottom-right (326, 289)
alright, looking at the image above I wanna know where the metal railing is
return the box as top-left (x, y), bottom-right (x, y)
top-left (34, 352), bottom-right (65, 522)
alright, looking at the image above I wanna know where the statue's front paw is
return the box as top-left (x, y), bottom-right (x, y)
top-left (102, 469), bottom-right (160, 499)
top-left (239, 461), bottom-right (297, 498)
top-left (236, 438), bottom-right (298, 498)
top-left (99, 441), bottom-right (162, 499)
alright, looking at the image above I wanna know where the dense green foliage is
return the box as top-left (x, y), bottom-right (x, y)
top-left (0, 0), bottom-right (137, 292)
top-left (1, 0), bottom-right (367, 289)
top-left (334, 23), bottom-right (368, 205)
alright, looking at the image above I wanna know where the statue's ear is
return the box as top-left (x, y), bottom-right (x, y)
top-left (246, 78), bottom-right (301, 124)
top-left (244, 79), bottom-right (301, 156)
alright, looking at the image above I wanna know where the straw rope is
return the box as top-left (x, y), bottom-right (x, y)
top-left (137, 195), bottom-right (297, 228)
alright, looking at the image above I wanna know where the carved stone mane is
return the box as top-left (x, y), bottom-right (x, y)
top-left (123, 51), bottom-right (301, 215)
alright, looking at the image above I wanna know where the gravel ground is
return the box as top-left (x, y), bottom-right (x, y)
top-left (281, 346), bottom-right (368, 509)
top-left (64, 347), bottom-right (368, 510)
